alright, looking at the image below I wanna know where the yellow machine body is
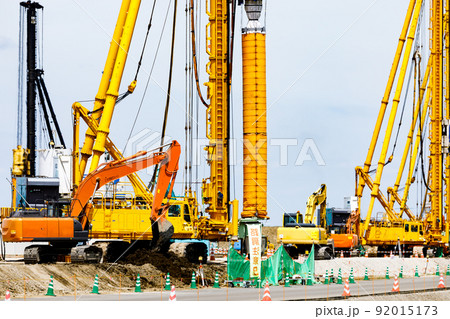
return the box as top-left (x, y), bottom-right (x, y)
top-left (88, 196), bottom-right (198, 241)
top-left (276, 226), bottom-right (328, 246)
top-left (361, 221), bottom-right (426, 246)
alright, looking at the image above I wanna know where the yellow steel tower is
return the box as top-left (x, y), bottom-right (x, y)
top-left (428, 0), bottom-right (444, 243)
top-left (202, 0), bottom-right (229, 223)
top-left (241, 0), bottom-right (268, 219)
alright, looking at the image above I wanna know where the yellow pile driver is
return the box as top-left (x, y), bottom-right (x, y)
top-left (2, 0), bottom-right (271, 263)
top-left (353, 0), bottom-right (449, 257)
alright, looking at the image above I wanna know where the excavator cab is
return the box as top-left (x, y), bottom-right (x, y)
top-left (9, 199), bottom-right (71, 218)
top-left (46, 200), bottom-right (70, 217)
top-left (282, 211), bottom-right (317, 228)
top-left (283, 212), bottom-right (302, 227)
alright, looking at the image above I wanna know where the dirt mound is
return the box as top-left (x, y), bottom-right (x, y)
top-left (120, 250), bottom-right (195, 279)
top-left (262, 226), bottom-right (280, 248)
top-left (119, 249), bottom-right (226, 288)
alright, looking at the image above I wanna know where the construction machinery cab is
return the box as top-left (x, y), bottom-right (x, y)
top-left (46, 200), bottom-right (71, 217)
top-left (282, 211), bottom-right (317, 228)
top-left (9, 199), bottom-right (71, 218)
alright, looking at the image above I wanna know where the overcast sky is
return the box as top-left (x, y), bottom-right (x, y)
top-left (1, 0), bottom-right (427, 226)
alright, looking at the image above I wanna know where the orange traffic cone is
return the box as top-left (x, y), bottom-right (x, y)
top-left (391, 275), bottom-right (400, 292)
top-left (364, 251), bottom-right (368, 258)
top-left (261, 282), bottom-right (271, 301)
top-left (342, 279), bottom-right (351, 297)
top-left (340, 251), bottom-right (344, 258)
top-left (169, 285), bottom-right (176, 301)
top-left (420, 252), bottom-right (424, 258)
top-left (415, 252), bottom-right (418, 258)
top-left (438, 275), bottom-right (445, 289)
top-left (210, 247), bottom-right (215, 261)
top-left (4, 290), bottom-right (11, 301)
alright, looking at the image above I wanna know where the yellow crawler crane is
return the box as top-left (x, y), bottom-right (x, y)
top-left (70, 0), bottom-right (242, 262)
top-left (71, 0), bottom-right (249, 261)
top-left (353, 0), bottom-right (449, 257)
top-left (2, 0), bottom-right (270, 263)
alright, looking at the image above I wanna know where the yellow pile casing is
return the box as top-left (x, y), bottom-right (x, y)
top-left (241, 32), bottom-right (267, 218)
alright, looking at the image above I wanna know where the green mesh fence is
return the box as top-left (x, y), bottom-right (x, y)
top-left (227, 245), bottom-right (315, 286)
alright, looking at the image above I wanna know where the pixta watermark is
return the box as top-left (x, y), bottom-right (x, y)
top-left (123, 129), bottom-right (326, 172)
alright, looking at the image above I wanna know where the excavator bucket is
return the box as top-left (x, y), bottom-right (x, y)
top-left (151, 218), bottom-right (174, 252)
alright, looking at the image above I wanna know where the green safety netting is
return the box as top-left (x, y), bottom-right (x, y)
top-left (227, 245), bottom-right (315, 286)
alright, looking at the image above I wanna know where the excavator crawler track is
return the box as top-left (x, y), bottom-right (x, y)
top-left (70, 245), bottom-right (103, 263)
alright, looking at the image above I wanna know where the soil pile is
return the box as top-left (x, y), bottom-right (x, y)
top-left (120, 249), bottom-right (226, 287)
top-left (262, 226), bottom-right (280, 248)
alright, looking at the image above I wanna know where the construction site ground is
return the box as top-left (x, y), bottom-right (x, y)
top-left (0, 227), bottom-right (448, 299)
top-left (0, 252), bottom-right (227, 298)
top-left (1, 253), bottom-right (450, 299)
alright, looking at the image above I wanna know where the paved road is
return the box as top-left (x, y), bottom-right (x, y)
top-left (18, 276), bottom-right (447, 301)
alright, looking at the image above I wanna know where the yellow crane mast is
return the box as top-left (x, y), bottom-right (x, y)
top-left (202, 0), bottom-right (230, 224)
top-left (72, 0), bottom-right (150, 203)
top-left (80, 0), bottom-right (141, 175)
top-left (77, 0), bottom-right (134, 181)
top-left (428, 0), bottom-right (444, 244)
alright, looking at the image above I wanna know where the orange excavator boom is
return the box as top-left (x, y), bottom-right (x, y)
top-left (72, 140), bottom-right (180, 230)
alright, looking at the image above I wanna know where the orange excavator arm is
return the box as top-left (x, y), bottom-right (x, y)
top-left (71, 140), bottom-right (181, 231)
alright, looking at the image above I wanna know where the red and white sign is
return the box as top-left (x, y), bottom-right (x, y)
top-left (247, 224), bottom-right (262, 278)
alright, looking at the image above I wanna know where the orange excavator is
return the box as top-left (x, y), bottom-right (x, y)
top-left (1, 141), bottom-right (180, 263)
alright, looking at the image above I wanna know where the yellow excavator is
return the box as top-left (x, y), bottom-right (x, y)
top-left (277, 184), bottom-right (334, 259)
